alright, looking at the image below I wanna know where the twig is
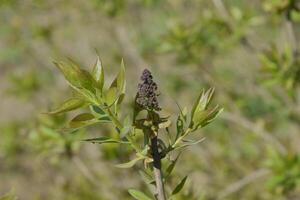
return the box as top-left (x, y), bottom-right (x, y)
top-left (218, 168), bottom-right (270, 199)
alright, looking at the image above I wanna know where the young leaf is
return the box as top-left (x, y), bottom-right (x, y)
top-left (54, 61), bottom-right (95, 92)
top-left (198, 88), bottom-right (215, 111)
top-left (176, 115), bottom-right (184, 140)
top-left (104, 87), bottom-right (118, 106)
top-left (92, 56), bottom-right (104, 92)
top-left (47, 98), bottom-right (86, 115)
top-left (128, 189), bottom-right (153, 200)
top-left (172, 176), bottom-right (188, 195)
top-left (165, 153), bottom-right (181, 179)
top-left (109, 59), bottom-right (126, 93)
top-left (83, 136), bottom-right (130, 144)
top-left (69, 113), bottom-right (96, 128)
top-left (69, 113), bottom-right (110, 129)
top-left (120, 116), bottom-right (132, 138)
top-left (90, 105), bottom-right (106, 116)
top-left (194, 106), bottom-right (223, 129)
top-left (176, 138), bottom-right (206, 150)
top-left (115, 157), bottom-right (143, 168)
top-left (191, 90), bottom-right (204, 120)
top-left (191, 88), bottom-right (215, 120)
top-left (116, 93), bottom-right (125, 105)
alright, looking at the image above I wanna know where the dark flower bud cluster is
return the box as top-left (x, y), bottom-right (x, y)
top-left (136, 69), bottom-right (161, 111)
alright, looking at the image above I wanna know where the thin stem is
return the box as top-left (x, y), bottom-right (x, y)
top-left (151, 136), bottom-right (166, 200)
top-left (172, 128), bottom-right (192, 148)
top-left (105, 108), bottom-right (141, 152)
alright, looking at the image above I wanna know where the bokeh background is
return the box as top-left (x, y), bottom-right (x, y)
top-left (1, 0), bottom-right (300, 199)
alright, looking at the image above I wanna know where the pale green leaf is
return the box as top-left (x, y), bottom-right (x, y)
top-left (90, 105), bottom-right (106, 116)
top-left (54, 61), bottom-right (95, 92)
top-left (165, 153), bottom-right (181, 179)
top-left (54, 61), bottom-right (97, 103)
top-left (83, 136), bottom-right (129, 144)
top-left (104, 87), bottom-right (118, 106)
top-left (110, 59), bottom-right (126, 93)
top-left (194, 106), bottom-right (223, 129)
top-left (128, 189), bottom-right (153, 200)
top-left (175, 138), bottom-right (206, 150)
top-left (172, 176), bottom-right (188, 195)
top-left (176, 116), bottom-right (184, 140)
top-left (115, 157), bottom-right (143, 168)
top-left (69, 113), bottom-right (109, 129)
top-left (120, 116), bottom-right (132, 138)
top-left (92, 56), bottom-right (104, 92)
top-left (191, 88), bottom-right (215, 121)
top-left (47, 98), bottom-right (86, 115)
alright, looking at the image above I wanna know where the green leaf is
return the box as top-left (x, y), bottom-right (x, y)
top-left (172, 176), bottom-right (188, 195)
top-left (47, 98), bottom-right (86, 115)
top-left (54, 61), bottom-right (97, 103)
top-left (54, 61), bottom-right (95, 91)
top-left (104, 87), bottom-right (118, 106)
top-left (176, 138), bottom-right (206, 150)
top-left (191, 88), bottom-right (214, 120)
top-left (190, 88), bottom-right (222, 129)
top-left (69, 113), bottom-right (109, 129)
top-left (199, 88), bottom-right (215, 110)
top-left (115, 157), bottom-right (143, 168)
top-left (128, 189), bottom-right (153, 200)
top-left (111, 59), bottom-right (126, 93)
top-left (90, 105), bottom-right (106, 116)
top-left (120, 116), bottom-right (132, 138)
top-left (83, 136), bottom-right (129, 144)
top-left (165, 153), bottom-right (181, 179)
top-left (194, 106), bottom-right (223, 129)
top-left (116, 93), bottom-right (125, 105)
top-left (92, 56), bottom-right (104, 92)
top-left (176, 116), bottom-right (184, 140)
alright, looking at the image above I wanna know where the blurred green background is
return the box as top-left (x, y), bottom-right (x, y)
top-left (1, 0), bottom-right (300, 199)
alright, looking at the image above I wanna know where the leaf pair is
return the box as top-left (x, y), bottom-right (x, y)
top-left (190, 88), bottom-right (223, 130)
top-left (54, 60), bottom-right (98, 104)
top-left (104, 60), bottom-right (126, 108)
top-left (68, 112), bottom-right (111, 129)
top-left (47, 57), bottom-right (127, 118)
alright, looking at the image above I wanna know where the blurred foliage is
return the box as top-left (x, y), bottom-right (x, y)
top-left (29, 114), bottom-right (85, 161)
top-left (0, 191), bottom-right (17, 200)
top-left (1, 0), bottom-right (300, 199)
top-left (260, 45), bottom-right (300, 96)
top-left (266, 149), bottom-right (300, 196)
